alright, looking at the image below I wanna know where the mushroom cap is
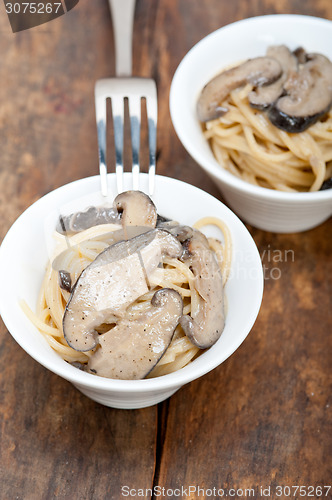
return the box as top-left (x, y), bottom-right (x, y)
top-left (249, 45), bottom-right (298, 109)
top-left (197, 56), bottom-right (282, 122)
top-left (57, 206), bottom-right (120, 234)
top-left (63, 229), bottom-right (182, 351)
top-left (268, 53), bottom-right (332, 132)
top-left (114, 190), bottom-right (157, 228)
top-left (56, 190), bottom-right (158, 236)
top-left (179, 230), bottom-right (224, 349)
top-left (87, 288), bottom-right (183, 380)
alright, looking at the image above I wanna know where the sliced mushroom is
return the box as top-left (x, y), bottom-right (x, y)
top-left (54, 191), bottom-right (158, 271)
top-left (249, 45), bottom-right (298, 109)
top-left (63, 229), bottom-right (182, 351)
top-left (52, 226), bottom-right (150, 273)
top-left (56, 190), bottom-right (157, 235)
top-left (164, 224), bottom-right (194, 243)
top-left (268, 53), bottom-right (332, 132)
top-left (197, 56), bottom-right (282, 122)
top-left (320, 177), bottom-right (332, 190)
top-left (57, 206), bottom-right (120, 234)
top-left (156, 214), bottom-right (172, 225)
top-left (87, 288), bottom-right (183, 379)
top-left (179, 230), bottom-right (224, 349)
top-left (114, 190), bottom-right (157, 228)
top-left (293, 46), bottom-right (307, 64)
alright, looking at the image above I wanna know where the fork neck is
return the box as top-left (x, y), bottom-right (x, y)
top-left (109, 0), bottom-right (136, 77)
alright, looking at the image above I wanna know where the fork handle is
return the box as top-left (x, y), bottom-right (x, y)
top-left (109, 0), bottom-right (136, 77)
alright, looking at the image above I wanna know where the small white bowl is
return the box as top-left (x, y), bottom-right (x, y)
top-left (170, 14), bottom-right (332, 233)
top-left (0, 174), bottom-right (263, 409)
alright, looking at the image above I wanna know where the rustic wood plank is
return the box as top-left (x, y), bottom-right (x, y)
top-left (156, 221), bottom-right (332, 494)
top-left (155, 0), bottom-right (332, 496)
top-left (0, 329), bottom-right (157, 500)
top-left (0, 2), bottom-right (158, 499)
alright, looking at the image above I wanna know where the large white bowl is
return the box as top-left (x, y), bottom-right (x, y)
top-left (0, 174), bottom-right (263, 409)
top-left (170, 15), bottom-right (332, 233)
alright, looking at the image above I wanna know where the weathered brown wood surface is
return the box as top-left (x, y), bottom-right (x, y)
top-left (0, 1), bottom-right (331, 499)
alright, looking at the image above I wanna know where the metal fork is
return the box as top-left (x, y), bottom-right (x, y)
top-left (95, 0), bottom-right (158, 198)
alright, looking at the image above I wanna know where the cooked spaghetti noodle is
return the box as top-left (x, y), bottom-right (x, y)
top-left (204, 83), bottom-right (332, 192)
top-left (22, 216), bottom-right (231, 378)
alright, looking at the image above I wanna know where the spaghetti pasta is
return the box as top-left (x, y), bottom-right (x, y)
top-left (204, 84), bottom-right (332, 192)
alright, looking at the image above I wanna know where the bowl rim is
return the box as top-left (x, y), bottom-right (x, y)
top-left (170, 14), bottom-right (332, 202)
top-left (0, 174), bottom-right (264, 393)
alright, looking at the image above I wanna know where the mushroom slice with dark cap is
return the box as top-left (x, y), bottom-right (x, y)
top-left (293, 46), bottom-right (307, 64)
top-left (114, 190), bottom-right (157, 228)
top-left (197, 56), bottom-right (282, 122)
top-left (268, 53), bottom-right (332, 133)
top-left (164, 224), bottom-right (194, 243)
top-left (249, 45), bottom-right (298, 109)
top-left (63, 229), bottom-right (182, 351)
top-left (57, 190), bottom-right (157, 235)
top-left (57, 206), bottom-right (120, 235)
top-left (320, 177), bottom-right (332, 190)
top-left (87, 288), bottom-right (183, 380)
top-left (179, 230), bottom-right (224, 349)
top-left (58, 270), bottom-right (72, 293)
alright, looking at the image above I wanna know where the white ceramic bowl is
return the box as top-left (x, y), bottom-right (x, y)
top-left (0, 174), bottom-right (263, 409)
top-left (170, 14), bottom-right (332, 233)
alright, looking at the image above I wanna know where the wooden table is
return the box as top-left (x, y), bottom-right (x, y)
top-left (0, 1), bottom-right (331, 499)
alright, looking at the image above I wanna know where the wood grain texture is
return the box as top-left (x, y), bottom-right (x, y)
top-left (0, 334), bottom-right (157, 499)
top-left (0, 0), bottom-right (331, 499)
top-left (157, 224), bottom-right (332, 495)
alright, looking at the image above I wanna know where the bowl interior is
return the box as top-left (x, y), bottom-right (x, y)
top-left (170, 14), bottom-right (332, 200)
top-left (0, 174), bottom-right (263, 391)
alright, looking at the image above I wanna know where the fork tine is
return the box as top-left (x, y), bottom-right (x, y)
top-left (95, 78), bottom-right (157, 197)
top-left (146, 84), bottom-right (158, 197)
top-left (96, 0), bottom-right (157, 198)
top-left (112, 96), bottom-right (125, 194)
top-left (95, 82), bottom-right (108, 197)
top-left (128, 95), bottom-right (141, 191)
